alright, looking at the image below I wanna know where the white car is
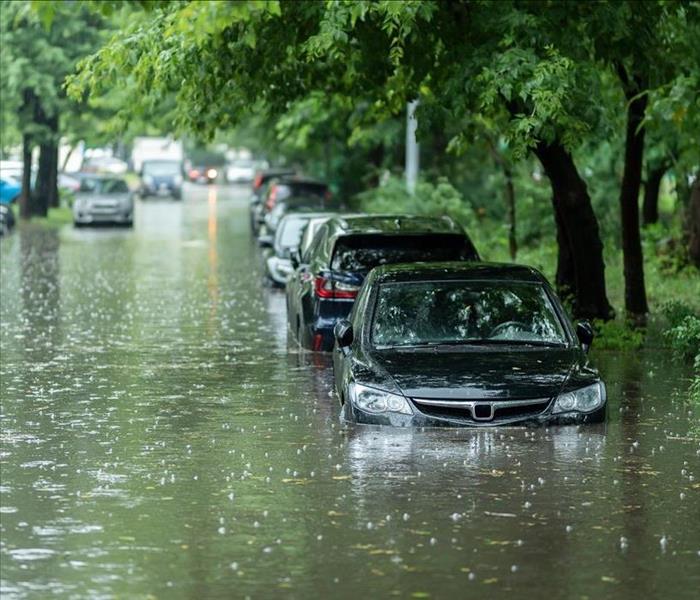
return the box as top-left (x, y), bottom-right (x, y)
top-left (226, 159), bottom-right (266, 183)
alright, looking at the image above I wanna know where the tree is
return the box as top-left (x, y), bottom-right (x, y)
top-left (0, 1), bottom-right (106, 217)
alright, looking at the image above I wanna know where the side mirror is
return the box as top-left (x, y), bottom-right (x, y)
top-left (290, 250), bottom-right (301, 269)
top-left (334, 319), bottom-right (354, 348)
top-left (576, 320), bottom-right (594, 352)
top-left (258, 235), bottom-right (273, 248)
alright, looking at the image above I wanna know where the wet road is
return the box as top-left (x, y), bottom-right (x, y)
top-left (1, 184), bottom-right (698, 599)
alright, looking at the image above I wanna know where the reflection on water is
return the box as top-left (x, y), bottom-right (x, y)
top-left (1, 184), bottom-right (698, 599)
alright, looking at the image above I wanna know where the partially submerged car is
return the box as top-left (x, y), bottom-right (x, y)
top-left (286, 215), bottom-right (479, 351)
top-left (262, 212), bottom-right (337, 286)
top-left (333, 262), bottom-right (606, 427)
top-left (73, 176), bottom-right (134, 227)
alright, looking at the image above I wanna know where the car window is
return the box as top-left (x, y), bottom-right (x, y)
top-left (143, 161), bottom-right (180, 176)
top-left (372, 281), bottom-right (567, 348)
top-left (277, 218), bottom-right (308, 248)
top-left (100, 179), bottom-right (129, 194)
top-left (79, 178), bottom-right (101, 192)
top-left (331, 234), bottom-right (468, 272)
top-left (302, 224), bottom-right (327, 264)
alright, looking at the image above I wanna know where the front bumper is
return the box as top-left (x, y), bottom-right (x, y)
top-left (74, 208), bottom-right (132, 224)
top-left (342, 400), bottom-right (607, 428)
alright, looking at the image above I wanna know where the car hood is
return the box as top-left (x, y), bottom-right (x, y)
top-left (374, 347), bottom-right (580, 401)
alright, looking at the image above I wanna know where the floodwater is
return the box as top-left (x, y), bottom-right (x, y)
top-left (1, 184), bottom-right (698, 599)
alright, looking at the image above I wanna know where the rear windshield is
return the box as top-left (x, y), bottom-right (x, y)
top-left (281, 182), bottom-right (328, 198)
top-left (331, 234), bottom-right (470, 272)
top-left (278, 218), bottom-right (309, 248)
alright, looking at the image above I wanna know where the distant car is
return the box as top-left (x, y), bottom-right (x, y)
top-left (188, 166), bottom-right (219, 184)
top-left (82, 156), bottom-right (128, 175)
top-left (0, 203), bottom-right (15, 235)
top-left (333, 262), bottom-right (606, 427)
top-left (286, 214), bottom-right (480, 351)
top-left (140, 160), bottom-right (183, 199)
top-left (262, 212), bottom-right (337, 286)
top-left (249, 168), bottom-right (296, 234)
top-left (73, 176), bottom-right (134, 227)
top-left (258, 177), bottom-right (330, 235)
top-left (0, 176), bottom-right (21, 205)
top-left (225, 159), bottom-right (257, 183)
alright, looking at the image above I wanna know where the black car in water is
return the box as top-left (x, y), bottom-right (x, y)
top-left (286, 215), bottom-right (479, 351)
top-left (332, 262), bottom-right (606, 427)
top-left (140, 160), bottom-right (183, 199)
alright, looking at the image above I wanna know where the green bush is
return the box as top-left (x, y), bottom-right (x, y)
top-left (592, 319), bottom-right (645, 351)
top-left (355, 176), bottom-right (477, 231)
top-left (664, 315), bottom-right (700, 364)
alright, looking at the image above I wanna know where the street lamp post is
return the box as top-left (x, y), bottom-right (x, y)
top-left (405, 99), bottom-right (419, 195)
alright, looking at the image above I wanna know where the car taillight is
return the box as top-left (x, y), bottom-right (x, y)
top-left (189, 169), bottom-right (200, 178)
top-left (314, 276), bottom-right (359, 299)
top-left (253, 174), bottom-right (263, 189)
top-left (266, 185), bottom-right (278, 210)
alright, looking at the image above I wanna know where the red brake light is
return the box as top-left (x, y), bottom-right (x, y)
top-left (314, 276), bottom-right (358, 299)
top-left (253, 173), bottom-right (263, 189)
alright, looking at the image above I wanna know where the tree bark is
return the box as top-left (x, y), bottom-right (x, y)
top-left (19, 132), bottom-right (33, 219)
top-left (552, 200), bottom-right (575, 297)
top-left (533, 141), bottom-right (613, 320)
top-left (504, 164), bottom-right (517, 260)
top-left (36, 113), bottom-right (59, 213)
top-left (642, 163), bottom-right (667, 226)
top-left (688, 176), bottom-right (700, 268)
top-left (618, 89), bottom-right (649, 318)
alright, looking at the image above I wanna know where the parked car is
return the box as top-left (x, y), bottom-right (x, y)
top-left (286, 214), bottom-right (479, 351)
top-left (333, 261), bottom-right (605, 427)
top-left (261, 194), bottom-right (344, 239)
top-left (249, 168), bottom-right (296, 234)
top-left (0, 203), bottom-right (15, 235)
top-left (225, 159), bottom-right (258, 183)
top-left (140, 160), bottom-right (183, 199)
top-left (262, 212), bottom-right (337, 286)
top-left (187, 165), bottom-right (219, 184)
top-left (259, 177), bottom-right (330, 228)
top-left (73, 176), bottom-right (134, 227)
top-left (0, 176), bottom-right (21, 205)
top-left (58, 173), bottom-right (81, 193)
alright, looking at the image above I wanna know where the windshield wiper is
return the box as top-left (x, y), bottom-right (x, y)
top-left (378, 339), bottom-right (566, 350)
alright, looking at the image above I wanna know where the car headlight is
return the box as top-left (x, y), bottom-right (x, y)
top-left (349, 383), bottom-right (412, 415)
top-left (553, 382), bottom-right (606, 414)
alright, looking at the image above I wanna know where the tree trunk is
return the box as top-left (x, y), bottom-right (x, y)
top-left (552, 200), bottom-right (575, 297)
top-left (688, 176), bottom-right (700, 268)
top-left (533, 141), bottom-right (613, 320)
top-left (504, 164), bottom-right (517, 260)
top-left (35, 143), bottom-right (53, 218)
top-left (19, 132), bottom-right (33, 219)
top-left (619, 91), bottom-right (649, 319)
top-left (49, 141), bottom-right (59, 208)
top-left (642, 163), bottom-right (667, 226)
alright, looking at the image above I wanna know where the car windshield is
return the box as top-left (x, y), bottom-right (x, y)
top-left (278, 218), bottom-right (308, 248)
top-left (331, 234), bottom-right (468, 272)
top-left (372, 280), bottom-right (567, 348)
top-left (143, 161), bottom-right (180, 176)
top-left (79, 178), bottom-right (129, 194)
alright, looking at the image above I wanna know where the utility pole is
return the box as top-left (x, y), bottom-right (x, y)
top-left (405, 99), bottom-right (419, 194)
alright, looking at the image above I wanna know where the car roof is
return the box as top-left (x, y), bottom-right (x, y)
top-left (279, 211), bottom-right (337, 222)
top-left (327, 214), bottom-right (463, 236)
top-left (368, 261), bottom-right (547, 284)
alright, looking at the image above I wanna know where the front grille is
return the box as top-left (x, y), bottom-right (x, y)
top-left (411, 398), bottom-right (551, 424)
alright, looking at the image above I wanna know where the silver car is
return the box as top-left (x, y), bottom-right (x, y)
top-left (263, 213), bottom-right (337, 286)
top-left (73, 176), bottom-right (134, 227)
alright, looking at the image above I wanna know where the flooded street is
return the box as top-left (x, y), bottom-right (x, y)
top-left (1, 184), bottom-right (698, 599)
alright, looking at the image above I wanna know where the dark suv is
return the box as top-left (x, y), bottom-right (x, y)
top-left (285, 214), bottom-right (479, 351)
